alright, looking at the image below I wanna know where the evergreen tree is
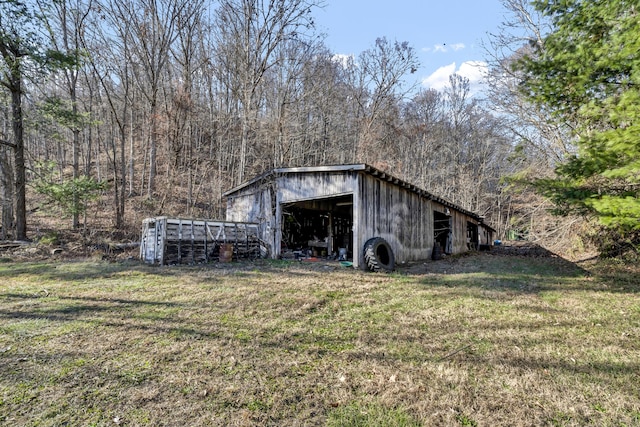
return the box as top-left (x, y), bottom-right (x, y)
top-left (517, 0), bottom-right (640, 242)
top-left (0, 0), bottom-right (79, 240)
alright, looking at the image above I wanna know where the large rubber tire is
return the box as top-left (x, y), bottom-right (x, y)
top-left (363, 237), bottom-right (395, 272)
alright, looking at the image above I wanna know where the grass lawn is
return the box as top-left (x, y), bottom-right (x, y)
top-left (0, 253), bottom-right (638, 426)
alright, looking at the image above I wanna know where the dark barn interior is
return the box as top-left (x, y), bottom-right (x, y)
top-left (281, 195), bottom-right (353, 259)
top-left (467, 221), bottom-right (479, 250)
top-left (433, 210), bottom-right (452, 255)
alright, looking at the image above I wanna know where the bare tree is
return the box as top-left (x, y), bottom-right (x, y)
top-left (83, 1), bottom-right (136, 228)
top-left (107, 0), bottom-right (192, 198)
top-left (401, 88), bottom-right (444, 187)
top-left (259, 37), bottom-right (324, 168)
top-left (167, 0), bottom-right (208, 213)
top-left (213, 0), bottom-right (323, 183)
top-left (350, 37), bottom-right (419, 164)
top-left (37, 0), bottom-right (94, 229)
top-left (294, 49), bottom-right (358, 166)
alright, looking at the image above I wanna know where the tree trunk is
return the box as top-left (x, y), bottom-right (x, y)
top-left (0, 145), bottom-right (13, 240)
top-left (72, 123), bottom-right (80, 229)
top-left (238, 118), bottom-right (249, 183)
top-left (119, 122), bottom-right (126, 228)
top-left (10, 71), bottom-right (26, 240)
top-left (148, 108), bottom-right (157, 198)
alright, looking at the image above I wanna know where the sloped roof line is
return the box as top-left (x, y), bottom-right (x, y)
top-left (223, 163), bottom-right (491, 226)
top-left (358, 164), bottom-right (485, 223)
top-left (223, 169), bottom-right (276, 197)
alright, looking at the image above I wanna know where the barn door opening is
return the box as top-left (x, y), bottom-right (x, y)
top-left (434, 210), bottom-right (452, 255)
top-left (280, 195), bottom-right (353, 260)
top-left (467, 221), bottom-right (479, 250)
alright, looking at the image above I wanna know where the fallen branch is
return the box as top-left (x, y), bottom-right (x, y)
top-left (112, 242), bottom-right (140, 250)
top-left (0, 241), bottom-right (29, 251)
top-left (437, 343), bottom-right (474, 362)
top-left (0, 139), bottom-right (17, 149)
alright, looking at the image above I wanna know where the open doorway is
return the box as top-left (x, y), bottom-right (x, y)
top-left (281, 195), bottom-right (353, 260)
top-left (467, 221), bottom-right (479, 250)
top-left (433, 210), bottom-right (452, 255)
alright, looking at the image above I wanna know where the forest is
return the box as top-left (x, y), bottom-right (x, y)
top-left (0, 0), bottom-right (638, 257)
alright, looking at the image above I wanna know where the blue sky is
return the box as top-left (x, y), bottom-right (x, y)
top-left (314, 0), bottom-right (508, 93)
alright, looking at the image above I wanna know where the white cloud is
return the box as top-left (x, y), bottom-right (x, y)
top-left (423, 43), bottom-right (466, 54)
top-left (422, 61), bottom-right (489, 95)
top-left (433, 44), bottom-right (447, 53)
top-left (331, 53), bottom-right (355, 69)
top-left (421, 62), bottom-right (457, 91)
top-left (458, 61), bottom-right (488, 85)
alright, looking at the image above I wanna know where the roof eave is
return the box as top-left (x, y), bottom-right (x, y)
top-left (224, 163), bottom-right (489, 224)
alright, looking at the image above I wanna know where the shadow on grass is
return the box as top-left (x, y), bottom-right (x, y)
top-left (411, 249), bottom-right (640, 294)
top-left (497, 354), bottom-right (640, 379)
top-left (0, 259), bottom-right (192, 283)
top-left (0, 296), bottom-right (196, 343)
top-left (1, 293), bottom-right (181, 306)
top-left (485, 243), bottom-right (640, 293)
top-left (0, 258), bottom-right (336, 286)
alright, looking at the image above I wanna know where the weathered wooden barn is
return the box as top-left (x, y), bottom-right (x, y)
top-left (224, 164), bottom-right (494, 270)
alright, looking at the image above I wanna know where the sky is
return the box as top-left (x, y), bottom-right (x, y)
top-left (314, 0), bottom-right (509, 94)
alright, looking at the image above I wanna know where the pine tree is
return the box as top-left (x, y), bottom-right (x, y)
top-left (517, 0), bottom-right (640, 241)
top-left (0, 0), bottom-right (80, 240)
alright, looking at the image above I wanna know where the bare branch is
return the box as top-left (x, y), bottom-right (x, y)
top-left (0, 139), bottom-right (17, 149)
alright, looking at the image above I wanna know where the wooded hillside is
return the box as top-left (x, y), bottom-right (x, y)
top-left (3, 0), bottom-right (634, 258)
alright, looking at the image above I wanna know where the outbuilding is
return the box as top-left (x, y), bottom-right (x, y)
top-left (224, 164), bottom-right (494, 270)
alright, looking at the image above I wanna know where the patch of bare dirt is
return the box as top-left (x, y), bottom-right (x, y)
top-left (489, 240), bottom-right (560, 257)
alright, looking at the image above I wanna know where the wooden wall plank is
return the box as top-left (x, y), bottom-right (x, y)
top-left (356, 173), bottom-right (483, 264)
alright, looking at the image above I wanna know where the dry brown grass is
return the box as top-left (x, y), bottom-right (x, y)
top-left (0, 253), bottom-right (638, 426)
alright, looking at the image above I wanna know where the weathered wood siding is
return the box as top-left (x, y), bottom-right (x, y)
top-left (447, 208), bottom-right (470, 254)
top-left (276, 171), bottom-right (357, 203)
top-left (140, 217), bottom-right (261, 265)
top-left (356, 173), bottom-right (480, 266)
top-left (356, 174), bottom-right (436, 266)
top-left (479, 225), bottom-right (493, 245)
top-left (226, 183), bottom-right (275, 252)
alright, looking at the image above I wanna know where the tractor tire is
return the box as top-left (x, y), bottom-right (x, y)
top-left (363, 237), bottom-right (395, 272)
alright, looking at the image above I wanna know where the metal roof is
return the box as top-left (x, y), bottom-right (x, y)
top-left (223, 164), bottom-right (494, 229)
